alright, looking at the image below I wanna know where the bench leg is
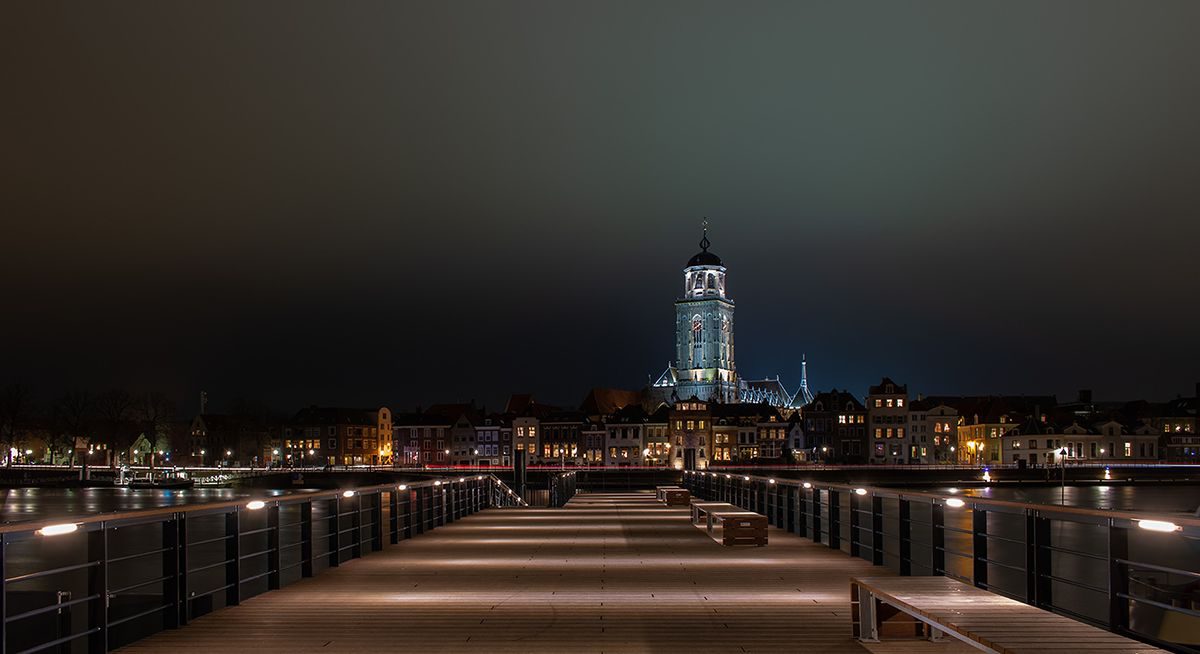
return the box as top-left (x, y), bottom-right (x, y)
top-left (857, 587), bottom-right (879, 642)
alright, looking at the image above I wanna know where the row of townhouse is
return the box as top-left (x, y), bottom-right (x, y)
top-left (796, 379), bottom-right (1198, 466)
top-left (186, 383), bottom-right (1197, 468)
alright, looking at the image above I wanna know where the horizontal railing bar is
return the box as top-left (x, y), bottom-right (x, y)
top-left (15, 626), bottom-right (100, 654)
top-left (1043, 544), bottom-right (1107, 562)
top-left (983, 533), bottom-right (1025, 546)
top-left (6, 593), bottom-right (101, 623)
top-left (107, 603), bottom-right (172, 629)
top-left (1118, 558), bottom-right (1200, 579)
top-left (976, 557), bottom-right (1026, 574)
top-left (110, 574), bottom-right (171, 596)
top-left (188, 534), bottom-right (234, 547)
top-left (1040, 573), bottom-right (1108, 595)
top-left (1118, 592), bottom-right (1200, 619)
top-left (108, 546), bottom-right (173, 564)
top-left (239, 569), bottom-right (275, 585)
top-left (186, 583), bottom-right (235, 601)
top-left (187, 559), bottom-right (233, 575)
top-left (239, 526), bottom-right (273, 537)
top-left (974, 582), bottom-right (1027, 602)
top-left (6, 560), bottom-right (100, 585)
top-left (238, 549), bottom-right (270, 562)
top-left (1043, 603), bottom-right (1107, 630)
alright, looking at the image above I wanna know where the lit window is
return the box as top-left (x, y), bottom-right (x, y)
top-left (897, 399), bottom-right (904, 408)
top-left (886, 399), bottom-right (894, 408)
top-left (874, 399), bottom-right (882, 408)
top-left (1124, 442), bottom-right (1131, 457)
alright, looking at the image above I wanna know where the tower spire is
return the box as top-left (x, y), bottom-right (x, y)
top-left (699, 218), bottom-right (710, 251)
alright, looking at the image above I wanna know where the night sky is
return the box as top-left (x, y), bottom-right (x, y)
top-left (5, 1), bottom-right (1200, 413)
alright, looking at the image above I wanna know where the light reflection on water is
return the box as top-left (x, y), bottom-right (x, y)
top-left (0, 487), bottom-right (316, 525)
top-left (930, 484), bottom-right (1200, 515)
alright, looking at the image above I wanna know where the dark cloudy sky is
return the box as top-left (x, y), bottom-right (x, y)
top-left (4, 1), bottom-right (1199, 413)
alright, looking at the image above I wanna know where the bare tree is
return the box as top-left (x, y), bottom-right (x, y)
top-left (0, 383), bottom-right (35, 466)
top-left (94, 389), bottom-right (136, 466)
top-left (51, 390), bottom-right (94, 467)
top-left (135, 391), bottom-right (175, 454)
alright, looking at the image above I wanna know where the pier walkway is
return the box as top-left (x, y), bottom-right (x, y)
top-left (119, 492), bottom-right (969, 653)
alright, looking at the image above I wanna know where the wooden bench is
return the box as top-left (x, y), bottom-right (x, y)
top-left (850, 576), bottom-right (1165, 653)
top-left (663, 488), bottom-right (691, 506)
top-left (655, 486), bottom-right (682, 501)
top-left (690, 500), bottom-right (738, 528)
top-left (707, 510), bottom-right (767, 546)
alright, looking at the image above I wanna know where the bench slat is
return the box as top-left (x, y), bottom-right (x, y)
top-left (851, 576), bottom-right (1164, 654)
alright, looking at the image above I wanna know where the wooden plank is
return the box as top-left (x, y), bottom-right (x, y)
top-left (122, 491), bottom-right (946, 653)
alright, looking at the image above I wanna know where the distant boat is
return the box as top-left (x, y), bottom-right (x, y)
top-left (128, 476), bottom-right (194, 489)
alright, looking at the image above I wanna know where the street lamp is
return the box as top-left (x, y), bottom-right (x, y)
top-left (1058, 446), bottom-right (1069, 504)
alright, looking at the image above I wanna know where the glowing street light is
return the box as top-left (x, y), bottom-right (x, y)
top-left (945, 498), bottom-right (965, 508)
top-left (246, 500), bottom-right (266, 510)
top-left (38, 523), bottom-right (79, 536)
top-left (1137, 520), bottom-right (1180, 533)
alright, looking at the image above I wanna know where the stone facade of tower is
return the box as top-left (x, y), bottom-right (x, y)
top-left (673, 228), bottom-right (739, 403)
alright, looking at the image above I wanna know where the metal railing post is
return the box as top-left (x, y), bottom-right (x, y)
top-left (931, 502), bottom-right (945, 576)
top-left (849, 491), bottom-right (862, 558)
top-left (226, 510), bottom-right (241, 606)
top-left (811, 488), bottom-right (822, 544)
top-left (829, 489), bottom-right (841, 550)
top-left (898, 499), bottom-right (911, 575)
top-left (1108, 519), bottom-right (1130, 633)
top-left (972, 508), bottom-right (988, 590)
top-left (870, 495), bottom-right (884, 565)
top-left (87, 524), bottom-right (108, 654)
top-left (389, 490), bottom-right (400, 544)
top-left (351, 493), bottom-right (362, 559)
top-left (300, 501), bottom-right (314, 578)
top-left (327, 497), bottom-right (340, 568)
top-left (0, 534), bottom-right (6, 654)
top-left (178, 514), bottom-right (190, 625)
top-left (162, 517), bottom-right (180, 629)
top-left (267, 504), bottom-right (281, 590)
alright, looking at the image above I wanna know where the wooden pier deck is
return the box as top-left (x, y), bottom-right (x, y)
top-left (120, 492), bottom-right (972, 653)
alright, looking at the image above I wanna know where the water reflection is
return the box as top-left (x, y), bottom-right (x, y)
top-left (930, 484), bottom-right (1200, 515)
top-left (0, 487), bottom-right (313, 524)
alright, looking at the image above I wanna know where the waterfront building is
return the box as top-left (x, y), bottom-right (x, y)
top-left (540, 411), bottom-right (585, 464)
top-left (867, 377), bottom-right (913, 464)
top-left (669, 396), bottom-right (713, 469)
top-left (644, 405), bottom-right (672, 465)
top-left (1158, 385), bottom-right (1198, 462)
top-left (801, 390), bottom-right (867, 463)
top-left (285, 406), bottom-right (391, 466)
top-left (605, 404), bottom-right (646, 465)
top-left (1003, 411), bottom-right (1159, 465)
top-left (392, 412), bottom-right (451, 466)
top-left (908, 398), bottom-right (958, 463)
top-left (473, 414), bottom-right (508, 466)
top-left (581, 418), bottom-right (606, 464)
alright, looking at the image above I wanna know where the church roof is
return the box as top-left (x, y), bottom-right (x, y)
top-left (579, 387), bottom-right (642, 415)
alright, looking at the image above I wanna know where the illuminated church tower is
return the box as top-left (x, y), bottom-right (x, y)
top-left (672, 224), bottom-right (738, 403)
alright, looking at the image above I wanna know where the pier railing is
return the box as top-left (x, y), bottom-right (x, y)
top-left (682, 470), bottom-right (1200, 654)
top-left (547, 471), bottom-right (578, 507)
top-left (0, 474), bottom-right (524, 654)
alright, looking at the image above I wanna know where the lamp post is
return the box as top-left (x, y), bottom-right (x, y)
top-left (1059, 446), bottom-right (1068, 504)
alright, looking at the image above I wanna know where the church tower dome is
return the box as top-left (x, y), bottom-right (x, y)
top-left (683, 222), bottom-right (727, 299)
